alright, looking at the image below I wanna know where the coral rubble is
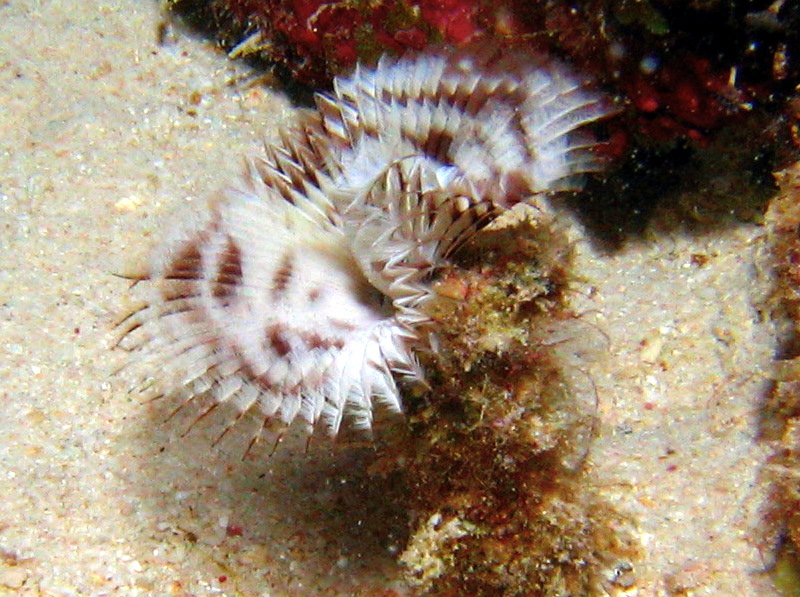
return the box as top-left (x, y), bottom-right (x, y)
top-left (765, 158), bottom-right (800, 595)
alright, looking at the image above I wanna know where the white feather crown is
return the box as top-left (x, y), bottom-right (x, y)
top-left (117, 46), bottom-right (612, 442)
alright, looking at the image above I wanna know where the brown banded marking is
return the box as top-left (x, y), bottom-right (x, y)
top-left (211, 235), bottom-right (244, 304)
top-left (300, 330), bottom-right (337, 351)
top-left (266, 324), bottom-right (292, 357)
top-left (329, 318), bottom-right (358, 332)
top-left (164, 240), bottom-right (203, 281)
top-left (271, 251), bottom-right (294, 299)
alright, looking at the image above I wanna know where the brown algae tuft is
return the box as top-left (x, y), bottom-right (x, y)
top-left (375, 214), bottom-right (640, 596)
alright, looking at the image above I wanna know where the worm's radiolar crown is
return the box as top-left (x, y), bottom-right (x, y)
top-left (118, 45), bottom-right (611, 443)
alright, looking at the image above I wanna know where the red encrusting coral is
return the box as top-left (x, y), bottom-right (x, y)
top-left (618, 53), bottom-right (758, 146)
top-left (167, 0), bottom-right (800, 150)
top-left (187, 0), bottom-right (491, 84)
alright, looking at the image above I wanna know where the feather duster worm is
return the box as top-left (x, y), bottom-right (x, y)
top-left (117, 46), bottom-right (612, 443)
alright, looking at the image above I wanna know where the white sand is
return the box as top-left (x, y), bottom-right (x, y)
top-left (0, 1), bottom-right (784, 595)
top-left (571, 219), bottom-right (778, 596)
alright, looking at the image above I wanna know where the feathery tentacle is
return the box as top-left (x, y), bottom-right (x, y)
top-left (118, 45), bottom-right (612, 442)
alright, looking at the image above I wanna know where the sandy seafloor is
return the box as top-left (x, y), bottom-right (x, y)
top-left (0, 1), bottom-right (788, 596)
